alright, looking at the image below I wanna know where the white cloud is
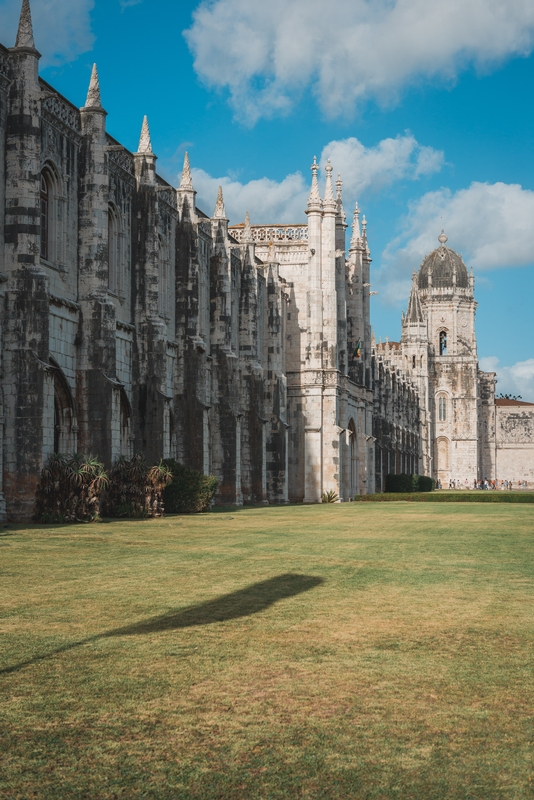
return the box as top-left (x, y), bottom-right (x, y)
top-left (379, 181), bottom-right (534, 305)
top-left (480, 357), bottom-right (534, 402)
top-left (190, 133), bottom-right (443, 223)
top-left (0, 0), bottom-right (94, 65)
top-left (185, 0), bottom-right (534, 123)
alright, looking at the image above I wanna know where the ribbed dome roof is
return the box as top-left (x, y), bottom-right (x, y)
top-left (418, 232), bottom-right (469, 289)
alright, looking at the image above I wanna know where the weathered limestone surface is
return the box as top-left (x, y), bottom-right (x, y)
top-left (1, 2), bottom-right (530, 521)
top-left (377, 232), bottom-right (534, 488)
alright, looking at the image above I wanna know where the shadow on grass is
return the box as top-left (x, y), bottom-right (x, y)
top-left (0, 573), bottom-right (324, 676)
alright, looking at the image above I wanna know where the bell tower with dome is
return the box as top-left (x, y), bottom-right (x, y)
top-left (396, 231), bottom-right (495, 485)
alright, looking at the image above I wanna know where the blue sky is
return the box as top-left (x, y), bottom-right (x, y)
top-left (2, 0), bottom-right (534, 398)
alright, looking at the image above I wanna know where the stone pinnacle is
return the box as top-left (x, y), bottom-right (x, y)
top-left (137, 116), bottom-right (153, 154)
top-left (85, 64), bottom-right (102, 109)
top-left (15, 0), bottom-right (35, 49)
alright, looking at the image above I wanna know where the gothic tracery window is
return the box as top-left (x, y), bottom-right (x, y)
top-left (40, 164), bottom-right (65, 267)
top-left (108, 205), bottom-right (120, 294)
top-left (40, 173), bottom-right (50, 261)
top-left (439, 330), bottom-right (447, 356)
top-left (158, 234), bottom-right (170, 318)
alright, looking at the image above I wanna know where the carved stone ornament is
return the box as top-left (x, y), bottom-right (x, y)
top-left (229, 224), bottom-right (308, 243)
top-left (42, 95), bottom-right (81, 133)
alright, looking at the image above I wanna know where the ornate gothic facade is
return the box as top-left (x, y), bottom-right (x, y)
top-left (375, 234), bottom-right (534, 488)
top-left (0, 1), bottom-right (531, 520)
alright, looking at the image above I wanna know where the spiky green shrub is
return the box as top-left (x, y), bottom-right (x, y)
top-left (322, 490), bottom-right (339, 504)
top-left (103, 455), bottom-right (173, 518)
top-left (35, 453), bottom-right (108, 523)
top-left (162, 460), bottom-right (218, 513)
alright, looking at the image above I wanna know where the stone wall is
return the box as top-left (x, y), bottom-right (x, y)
top-left (495, 402), bottom-right (534, 487)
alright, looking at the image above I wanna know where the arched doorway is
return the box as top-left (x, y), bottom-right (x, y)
top-left (348, 418), bottom-right (358, 497)
top-left (51, 360), bottom-right (76, 454)
top-left (120, 388), bottom-right (133, 458)
top-left (436, 436), bottom-right (450, 484)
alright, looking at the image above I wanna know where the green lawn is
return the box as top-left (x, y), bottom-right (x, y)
top-left (1, 504), bottom-right (533, 799)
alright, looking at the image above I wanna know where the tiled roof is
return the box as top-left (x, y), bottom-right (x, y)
top-left (495, 398), bottom-right (534, 407)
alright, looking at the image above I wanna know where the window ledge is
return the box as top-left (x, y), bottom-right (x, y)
top-left (40, 258), bottom-right (67, 275)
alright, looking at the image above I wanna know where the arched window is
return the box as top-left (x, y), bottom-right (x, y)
top-left (40, 164), bottom-right (65, 267)
top-left (40, 172), bottom-right (50, 261)
top-left (438, 396), bottom-right (447, 422)
top-left (439, 330), bottom-right (447, 356)
top-left (120, 389), bottom-right (132, 457)
top-left (412, 354), bottom-right (416, 369)
top-left (108, 205), bottom-right (120, 294)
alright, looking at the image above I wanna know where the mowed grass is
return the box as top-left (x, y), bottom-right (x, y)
top-left (1, 504), bottom-right (533, 799)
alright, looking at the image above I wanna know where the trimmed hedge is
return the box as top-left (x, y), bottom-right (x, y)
top-left (384, 473), bottom-right (435, 493)
top-left (354, 492), bottom-right (534, 503)
top-left (162, 460), bottom-right (218, 513)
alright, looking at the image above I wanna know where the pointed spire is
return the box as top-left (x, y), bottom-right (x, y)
top-left (336, 173), bottom-right (346, 225)
top-left (85, 64), bottom-right (102, 109)
top-left (15, 0), bottom-right (35, 49)
top-left (307, 156), bottom-right (322, 209)
top-left (242, 211), bottom-right (253, 243)
top-left (136, 115), bottom-right (152, 154)
top-left (214, 186), bottom-right (226, 219)
top-left (336, 173), bottom-right (343, 202)
top-left (406, 271), bottom-right (424, 324)
top-left (350, 202), bottom-right (361, 248)
top-left (324, 159), bottom-right (335, 204)
top-left (179, 152), bottom-right (194, 191)
top-left (361, 214), bottom-right (371, 255)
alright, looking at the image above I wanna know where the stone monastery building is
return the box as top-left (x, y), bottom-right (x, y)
top-left (0, 1), bottom-right (533, 520)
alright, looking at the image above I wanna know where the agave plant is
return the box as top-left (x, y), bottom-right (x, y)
top-left (103, 455), bottom-right (173, 518)
top-left (35, 453), bottom-right (108, 522)
top-left (321, 490), bottom-right (339, 504)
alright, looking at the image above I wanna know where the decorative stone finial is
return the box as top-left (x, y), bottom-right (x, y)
top-left (137, 115), bottom-right (153, 154)
top-left (214, 186), bottom-right (226, 218)
top-left (307, 156), bottom-right (321, 207)
top-left (335, 172), bottom-right (346, 223)
top-left (324, 159), bottom-right (335, 202)
top-left (15, 0), bottom-right (35, 49)
top-left (85, 64), bottom-right (102, 109)
top-left (362, 215), bottom-right (367, 235)
top-left (179, 152), bottom-right (194, 190)
top-left (350, 202), bottom-right (361, 248)
top-left (336, 173), bottom-right (343, 199)
top-left (243, 210), bottom-right (253, 242)
top-left (438, 229), bottom-right (448, 245)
